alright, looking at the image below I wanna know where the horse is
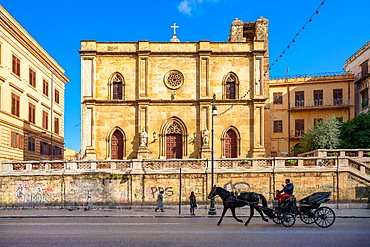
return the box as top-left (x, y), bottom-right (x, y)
top-left (207, 186), bottom-right (273, 226)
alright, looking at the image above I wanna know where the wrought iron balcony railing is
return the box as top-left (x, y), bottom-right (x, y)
top-left (290, 98), bottom-right (351, 109)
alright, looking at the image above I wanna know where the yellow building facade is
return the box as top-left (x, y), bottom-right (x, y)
top-left (80, 17), bottom-right (269, 160)
top-left (265, 74), bottom-right (355, 156)
top-left (0, 6), bottom-right (69, 161)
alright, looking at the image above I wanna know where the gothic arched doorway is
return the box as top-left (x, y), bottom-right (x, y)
top-left (224, 129), bottom-right (237, 158)
top-left (165, 121), bottom-right (183, 159)
top-left (111, 130), bottom-right (124, 159)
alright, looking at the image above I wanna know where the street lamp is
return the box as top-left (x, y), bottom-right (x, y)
top-left (209, 93), bottom-right (218, 215)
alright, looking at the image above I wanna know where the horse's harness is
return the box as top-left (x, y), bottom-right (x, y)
top-left (226, 192), bottom-right (259, 205)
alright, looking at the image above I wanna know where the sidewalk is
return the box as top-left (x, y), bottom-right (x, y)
top-left (0, 204), bottom-right (369, 218)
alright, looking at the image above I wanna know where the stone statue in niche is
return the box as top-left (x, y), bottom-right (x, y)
top-left (202, 128), bottom-right (209, 146)
top-left (140, 129), bottom-right (148, 146)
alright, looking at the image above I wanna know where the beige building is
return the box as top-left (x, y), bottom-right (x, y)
top-left (265, 74), bottom-right (355, 156)
top-left (0, 5), bottom-right (69, 161)
top-left (63, 148), bottom-right (80, 161)
top-left (344, 41), bottom-right (370, 115)
top-left (80, 17), bottom-right (269, 160)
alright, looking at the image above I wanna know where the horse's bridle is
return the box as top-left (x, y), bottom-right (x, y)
top-left (208, 186), bottom-right (216, 199)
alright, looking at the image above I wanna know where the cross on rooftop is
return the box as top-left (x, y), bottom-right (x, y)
top-left (171, 23), bottom-right (179, 35)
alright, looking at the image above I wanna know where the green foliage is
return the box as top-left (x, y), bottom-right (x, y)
top-left (340, 112), bottom-right (370, 148)
top-left (300, 116), bottom-right (341, 152)
top-left (110, 174), bottom-right (123, 180)
top-left (286, 159), bottom-right (298, 165)
top-left (288, 144), bottom-right (303, 156)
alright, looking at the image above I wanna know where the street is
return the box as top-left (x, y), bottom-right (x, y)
top-left (0, 217), bottom-right (369, 247)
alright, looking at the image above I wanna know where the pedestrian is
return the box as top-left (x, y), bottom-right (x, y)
top-left (155, 190), bottom-right (165, 212)
top-left (189, 191), bottom-right (197, 215)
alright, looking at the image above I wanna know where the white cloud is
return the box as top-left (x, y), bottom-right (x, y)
top-left (178, 0), bottom-right (192, 16)
top-left (178, 0), bottom-right (219, 16)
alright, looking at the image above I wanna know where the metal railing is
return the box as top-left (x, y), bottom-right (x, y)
top-left (290, 98), bottom-right (351, 109)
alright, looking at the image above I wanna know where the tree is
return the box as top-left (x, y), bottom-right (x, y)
top-left (299, 116), bottom-right (341, 153)
top-left (340, 112), bottom-right (370, 148)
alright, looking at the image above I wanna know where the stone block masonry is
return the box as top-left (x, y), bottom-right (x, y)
top-left (0, 157), bottom-right (369, 208)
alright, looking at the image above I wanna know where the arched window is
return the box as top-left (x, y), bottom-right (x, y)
top-left (109, 72), bottom-right (125, 100)
top-left (223, 73), bottom-right (239, 99)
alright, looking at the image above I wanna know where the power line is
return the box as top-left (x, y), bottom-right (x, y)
top-left (218, 0), bottom-right (326, 116)
top-left (270, 1), bottom-right (325, 68)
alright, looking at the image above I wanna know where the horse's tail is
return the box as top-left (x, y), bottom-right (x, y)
top-left (258, 193), bottom-right (268, 207)
top-left (258, 193), bottom-right (274, 218)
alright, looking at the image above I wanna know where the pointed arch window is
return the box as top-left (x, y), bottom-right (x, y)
top-left (223, 73), bottom-right (239, 99)
top-left (109, 72), bottom-right (125, 100)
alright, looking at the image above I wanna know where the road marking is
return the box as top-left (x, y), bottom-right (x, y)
top-left (0, 222), bottom-right (183, 226)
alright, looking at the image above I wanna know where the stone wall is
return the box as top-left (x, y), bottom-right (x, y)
top-left (0, 158), bottom-right (370, 208)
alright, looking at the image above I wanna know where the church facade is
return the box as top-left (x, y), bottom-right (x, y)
top-left (79, 17), bottom-right (269, 160)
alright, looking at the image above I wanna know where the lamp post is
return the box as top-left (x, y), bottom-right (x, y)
top-left (209, 93), bottom-right (218, 215)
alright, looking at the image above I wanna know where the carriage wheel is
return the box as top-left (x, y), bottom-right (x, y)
top-left (281, 213), bottom-right (296, 227)
top-left (300, 212), bottom-right (315, 224)
top-left (314, 206), bottom-right (336, 228)
top-left (272, 213), bottom-right (282, 224)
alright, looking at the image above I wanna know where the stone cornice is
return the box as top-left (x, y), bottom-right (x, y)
top-left (41, 102), bottom-right (51, 110)
top-left (9, 81), bottom-right (24, 93)
top-left (53, 109), bottom-right (62, 116)
top-left (26, 93), bottom-right (39, 102)
top-left (82, 99), bottom-right (254, 106)
top-left (344, 41), bottom-right (370, 66)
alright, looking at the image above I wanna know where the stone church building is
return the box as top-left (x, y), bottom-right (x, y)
top-left (79, 17), bottom-right (269, 160)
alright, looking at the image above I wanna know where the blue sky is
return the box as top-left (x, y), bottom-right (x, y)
top-left (2, 0), bottom-right (369, 152)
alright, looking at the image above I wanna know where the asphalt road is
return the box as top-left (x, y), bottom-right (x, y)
top-left (0, 217), bottom-right (369, 247)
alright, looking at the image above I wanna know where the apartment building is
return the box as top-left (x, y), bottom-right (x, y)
top-left (265, 74), bottom-right (355, 156)
top-left (0, 6), bottom-right (69, 161)
top-left (344, 41), bottom-right (370, 115)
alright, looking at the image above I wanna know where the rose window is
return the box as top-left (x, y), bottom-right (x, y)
top-left (164, 70), bottom-right (184, 89)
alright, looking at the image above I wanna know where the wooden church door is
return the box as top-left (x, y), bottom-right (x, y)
top-left (111, 130), bottom-right (124, 159)
top-left (166, 134), bottom-right (182, 159)
top-left (224, 129), bottom-right (237, 158)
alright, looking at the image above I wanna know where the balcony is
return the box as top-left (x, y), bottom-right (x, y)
top-left (291, 130), bottom-right (304, 139)
top-left (355, 71), bottom-right (369, 83)
top-left (290, 98), bottom-right (351, 110)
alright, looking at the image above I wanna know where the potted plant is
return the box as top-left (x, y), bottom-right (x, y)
top-left (193, 160), bottom-right (202, 165)
top-left (240, 159), bottom-right (251, 164)
top-left (285, 159), bottom-right (298, 166)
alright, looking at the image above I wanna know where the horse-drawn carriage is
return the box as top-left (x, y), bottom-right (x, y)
top-left (208, 187), bottom-right (336, 228)
top-left (271, 191), bottom-right (336, 228)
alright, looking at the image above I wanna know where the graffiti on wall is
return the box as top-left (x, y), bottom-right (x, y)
top-left (149, 187), bottom-right (174, 199)
top-left (223, 181), bottom-right (250, 193)
top-left (15, 181), bottom-right (53, 204)
top-left (146, 179), bottom-right (180, 200)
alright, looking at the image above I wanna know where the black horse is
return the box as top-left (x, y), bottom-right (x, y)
top-left (207, 186), bottom-right (273, 226)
